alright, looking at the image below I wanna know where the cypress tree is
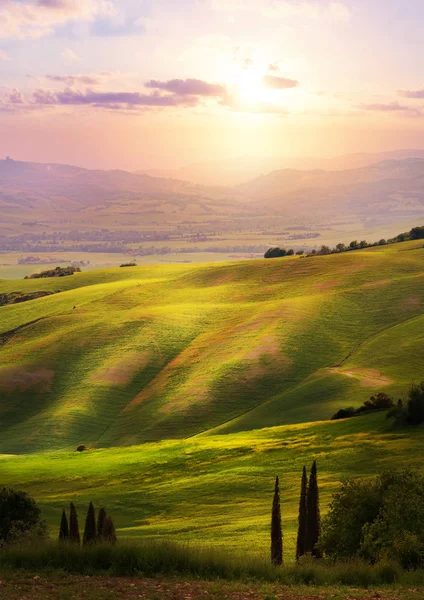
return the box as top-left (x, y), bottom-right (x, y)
top-left (296, 466), bottom-right (308, 561)
top-left (83, 501), bottom-right (97, 546)
top-left (270, 476), bottom-right (283, 565)
top-left (306, 461), bottom-right (321, 558)
top-left (59, 509), bottom-right (69, 542)
top-left (69, 502), bottom-right (80, 545)
top-left (103, 516), bottom-right (117, 545)
top-left (97, 507), bottom-right (107, 540)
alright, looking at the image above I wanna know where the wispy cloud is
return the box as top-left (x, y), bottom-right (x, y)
top-left (61, 48), bottom-right (80, 62)
top-left (398, 88), bottom-right (424, 99)
top-left (145, 79), bottom-right (227, 97)
top-left (209, 0), bottom-right (351, 21)
top-left (0, 49), bottom-right (11, 61)
top-left (0, 0), bottom-right (116, 40)
top-left (262, 75), bottom-right (298, 89)
top-left (45, 74), bottom-right (101, 85)
top-left (360, 101), bottom-right (422, 117)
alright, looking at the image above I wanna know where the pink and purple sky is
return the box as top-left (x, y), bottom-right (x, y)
top-left (1, 0), bottom-right (424, 170)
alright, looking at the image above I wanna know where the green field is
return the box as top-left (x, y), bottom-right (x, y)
top-left (0, 240), bottom-right (424, 559)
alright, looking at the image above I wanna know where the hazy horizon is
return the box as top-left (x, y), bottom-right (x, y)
top-left (2, 1), bottom-right (424, 171)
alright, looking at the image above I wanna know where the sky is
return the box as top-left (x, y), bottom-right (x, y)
top-left (1, 0), bottom-right (424, 170)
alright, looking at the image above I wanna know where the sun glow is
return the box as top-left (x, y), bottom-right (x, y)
top-left (226, 66), bottom-right (279, 108)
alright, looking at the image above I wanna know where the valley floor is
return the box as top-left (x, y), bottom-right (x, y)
top-left (0, 572), bottom-right (421, 600)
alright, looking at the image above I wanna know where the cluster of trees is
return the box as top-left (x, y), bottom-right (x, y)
top-left (59, 502), bottom-right (117, 546)
top-left (25, 266), bottom-right (81, 279)
top-left (265, 248), bottom-right (304, 259)
top-left (270, 461), bottom-right (321, 565)
top-left (332, 392), bottom-right (395, 420)
top-left (332, 383), bottom-right (424, 427)
top-left (309, 225), bottom-right (424, 257)
top-left (320, 469), bottom-right (424, 568)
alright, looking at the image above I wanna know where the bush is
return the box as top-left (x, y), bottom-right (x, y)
top-left (264, 247), bottom-right (287, 259)
top-left (76, 444), bottom-right (87, 452)
top-left (119, 262), bottom-right (137, 268)
top-left (387, 382), bottom-right (424, 426)
top-left (0, 488), bottom-right (48, 546)
top-left (331, 407), bottom-right (356, 420)
top-left (320, 470), bottom-right (424, 567)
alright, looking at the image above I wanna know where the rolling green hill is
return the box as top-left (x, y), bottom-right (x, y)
top-left (0, 240), bottom-right (423, 454)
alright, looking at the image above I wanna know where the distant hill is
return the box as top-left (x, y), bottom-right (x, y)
top-left (0, 238), bottom-right (423, 453)
top-left (237, 158), bottom-right (424, 219)
top-left (144, 149), bottom-right (424, 186)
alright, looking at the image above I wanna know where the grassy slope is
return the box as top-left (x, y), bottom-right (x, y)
top-left (1, 412), bottom-right (424, 559)
top-left (0, 241), bottom-right (424, 453)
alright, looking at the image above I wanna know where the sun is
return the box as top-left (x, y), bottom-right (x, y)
top-left (226, 67), bottom-right (277, 108)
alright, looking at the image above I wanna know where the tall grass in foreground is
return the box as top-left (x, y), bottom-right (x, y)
top-left (2, 540), bottom-right (424, 587)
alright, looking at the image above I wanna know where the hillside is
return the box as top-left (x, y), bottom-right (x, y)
top-left (0, 240), bottom-right (423, 454)
top-left (239, 158), bottom-right (424, 219)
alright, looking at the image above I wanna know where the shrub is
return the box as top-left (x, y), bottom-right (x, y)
top-left (264, 248), bottom-right (287, 259)
top-left (0, 488), bottom-right (47, 546)
top-left (387, 382), bottom-right (424, 426)
top-left (320, 470), bottom-right (424, 566)
top-left (119, 262), bottom-right (137, 267)
top-left (76, 444), bottom-right (87, 452)
top-left (331, 407), bottom-right (356, 420)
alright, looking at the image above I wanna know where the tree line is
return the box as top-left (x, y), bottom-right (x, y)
top-left (264, 225), bottom-right (424, 259)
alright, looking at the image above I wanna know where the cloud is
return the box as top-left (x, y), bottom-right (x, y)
top-left (209, 0), bottom-right (351, 21)
top-left (91, 15), bottom-right (144, 36)
top-left (398, 88), bottom-right (424, 99)
top-left (360, 101), bottom-right (422, 117)
top-left (0, 0), bottom-right (116, 40)
top-left (262, 75), bottom-right (298, 89)
top-left (145, 79), bottom-right (227, 97)
top-left (45, 74), bottom-right (101, 85)
top-left (30, 87), bottom-right (202, 108)
top-left (0, 49), bottom-right (11, 61)
top-left (61, 48), bottom-right (79, 61)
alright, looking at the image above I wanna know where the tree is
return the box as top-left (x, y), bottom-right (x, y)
top-left (270, 476), bottom-right (283, 565)
top-left (335, 243), bottom-right (346, 253)
top-left (319, 245), bottom-right (331, 255)
top-left (410, 226), bottom-right (424, 240)
top-left (97, 507), bottom-right (107, 540)
top-left (103, 516), bottom-right (117, 544)
top-left (349, 240), bottom-right (359, 250)
top-left (69, 502), bottom-right (80, 545)
top-left (286, 249), bottom-right (294, 256)
top-left (320, 470), bottom-right (424, 568)
top-left (296, 467), bottom-right (308, 561)
top-left (264, 247), bottom-right (287, 259)
top-left (0, 488), bottom-right (46, 544)
top-left (306, 461), bottom-right (321, 557)
top-left (359, 240), bottom-right (368, 248)
top-left (406, 382), bottom-right (424, 425)
top-left (83, 501), bottom-right (97, 546)
top-left (59, 509), bottom-right (69, 542)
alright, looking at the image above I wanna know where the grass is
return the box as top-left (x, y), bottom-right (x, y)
top-left (0, 240), bottom-right (423, 453)
top-left (0, 539), bottom-right (422, 587)
top-left (1, 412), bottom-right (424, 557)
top-left (0, 240), bottom-right (424, 559)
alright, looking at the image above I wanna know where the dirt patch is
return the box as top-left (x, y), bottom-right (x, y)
top-left (402, 296), bottom-right (421, 311)
top-left (313, 280), bottom-right (340, 290)
top-left (0, 573), bottom-right (412, 600)
top-left (0, 366), bottom-right (54, 393)
top-left (362, 279), bottom-right (390, 288)
top-left (92, 351), bottom-right (153, 386)
top-left (333, 367), bottom-right (394, 388)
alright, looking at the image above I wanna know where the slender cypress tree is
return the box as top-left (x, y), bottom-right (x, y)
top-left (97, 507), bottom-right (107, 541)
top-left (296, 466), bottom-right (308, 561)
top-left (69, 502), bottom-right (80, 545)
top-left (59, 509), bottom-right (69, 542)
top-left (83, 501), bottom-right (97, 546)
top-left (103, 516), bottom-right (117, 545)
top-left (270, 476), bottom-right (283, 565)
top-left (306, 461), bottom-right (321, 558)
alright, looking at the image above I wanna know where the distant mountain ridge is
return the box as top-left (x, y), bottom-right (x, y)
top-left (238, 158), bottom-right (424, 219)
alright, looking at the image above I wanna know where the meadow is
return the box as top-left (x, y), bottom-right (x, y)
top-left (0, 239), bottom-right (423, 563)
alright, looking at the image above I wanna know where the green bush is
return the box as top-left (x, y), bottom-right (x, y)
top-left (0, 488), bottom-right (47, 546)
